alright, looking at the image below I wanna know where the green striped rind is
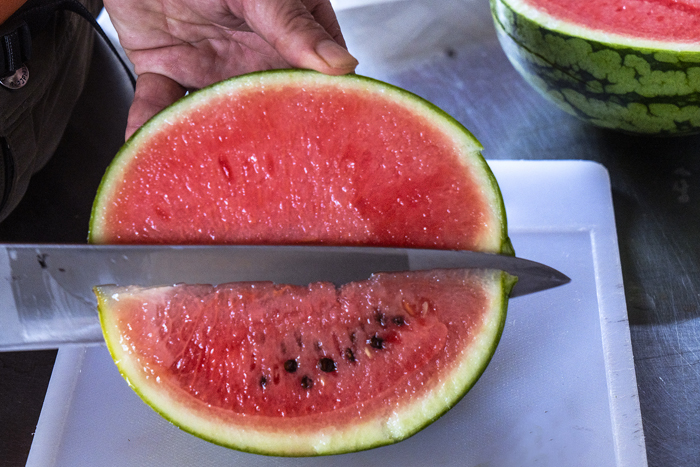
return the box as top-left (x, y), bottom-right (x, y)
top-left (95, 271), bottom-right (516, 456)
top-left (89, 70), bottom-right (512, 255)
top-left (490, 0), bottom-right (700, 135)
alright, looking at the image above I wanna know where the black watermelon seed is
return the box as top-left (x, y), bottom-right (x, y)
top-left (260, 375), bottom-right (268, 389)
top-left (301, 375), bottom-right (314, 390)
top-left (318, 357), bottom-right (337, 372)
top-left (350, 331), bottom-right (357, 343)
top-left (284, 359), bottom-right (298, 373)
top-left (375, 311), bottom-right (386, 327)
top-left (344, 348), bottom-right (356, 362)
top-left (392, 316), bottom-right (406, 326)
top-left (370, 334), bottom-right (384, 349)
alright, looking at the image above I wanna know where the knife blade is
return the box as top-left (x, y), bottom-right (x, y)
top-left (0, 244), bottom-right (570, 351)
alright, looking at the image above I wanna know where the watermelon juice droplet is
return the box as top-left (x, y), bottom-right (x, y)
top-left (218, 156), bottom-right (233, 182)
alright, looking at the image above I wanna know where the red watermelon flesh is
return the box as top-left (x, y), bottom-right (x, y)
top-left (89, 71), bottom-right (510, 255)
top-left (96, 268), bottom-right (514, 455)
top-left (523, 0), bottom-right (700, 42)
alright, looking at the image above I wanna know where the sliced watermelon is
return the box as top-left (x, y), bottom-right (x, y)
top-left (89, 70), bottom-right (512, 255)
top-left (491, 0), bottom-right (700, 135)
top-left (89, 70), bottom-right (516, 455)
top-left (96, 268), bottom-right (516, 456)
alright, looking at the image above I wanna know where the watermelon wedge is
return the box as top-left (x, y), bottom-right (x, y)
top-left (88, 70), bottom-right (512, 255)
top-left (491, 0), bottom-right (700, 135)
top-left (96, 268), bottom-right (516, 456)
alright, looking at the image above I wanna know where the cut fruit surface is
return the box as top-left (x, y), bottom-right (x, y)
top-left (522, 0), bottom-right (700, 44)
top-left (96, 268), bottom-right (515, 456)
top-left (89, 70), bottom-right (511, 254)
top-left (91, 70), bottom-right (516, 456)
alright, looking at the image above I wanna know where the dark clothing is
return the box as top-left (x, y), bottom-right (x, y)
top-left (0, 0), bottom-right (103, 222)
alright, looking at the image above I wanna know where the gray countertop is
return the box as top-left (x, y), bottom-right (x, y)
top-left (1, 1), bottom-right (699, 465)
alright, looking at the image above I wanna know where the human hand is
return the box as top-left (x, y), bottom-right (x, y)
top-left (103, 0), bottom-right (358, 139)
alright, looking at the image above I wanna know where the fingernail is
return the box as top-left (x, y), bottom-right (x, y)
top-left (315, 40), bottom-right (359, 71)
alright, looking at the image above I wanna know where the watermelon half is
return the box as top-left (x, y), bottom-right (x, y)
top-left (88, 70), bottom-right (512, 255)
top-left (96, 268), bottom-right (516, 456)
top-left (89, 70), bottom-right (516, 455)
top-left (491, 0), bottom-right (700, 135)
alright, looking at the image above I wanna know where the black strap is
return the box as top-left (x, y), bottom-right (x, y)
top-left (1, 0), bottom-right (135, 87)
top-left (1, 21), bottom-right (31, 75)
top-left (0, 137), bottom-right (14, 217)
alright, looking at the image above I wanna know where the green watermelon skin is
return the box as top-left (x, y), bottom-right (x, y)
top-left (491, 0), bottom-right (700, 135)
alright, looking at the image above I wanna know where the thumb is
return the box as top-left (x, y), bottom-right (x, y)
top-left (125, 73), bottom-right (187, 140)
top-left (240, 0), bottom-right (358, 75)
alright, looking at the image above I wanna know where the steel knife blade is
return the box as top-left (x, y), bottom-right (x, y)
top-left (0, 244), bottom-right (570, 351)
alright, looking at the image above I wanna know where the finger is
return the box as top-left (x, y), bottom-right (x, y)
top-left (126, 73), bottom-right (187, 140)
top-left (238, 0), bottom-right (358, 75)
top-left (303, 0), bottom-right (347, 47)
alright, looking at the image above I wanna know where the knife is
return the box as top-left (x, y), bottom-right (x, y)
top-left (0, 244), bottom-right (570, 351)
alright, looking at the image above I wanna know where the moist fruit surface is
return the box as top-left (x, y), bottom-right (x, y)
top-left (96, 268), bottom-right (515, 455)
top-left (524, 0), bottom-right (700, 42)
top-left (89, 71), bottom-right (511, 254)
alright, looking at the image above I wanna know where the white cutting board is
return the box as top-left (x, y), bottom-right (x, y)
top-left (26, 160), bottom-right (647, 467)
